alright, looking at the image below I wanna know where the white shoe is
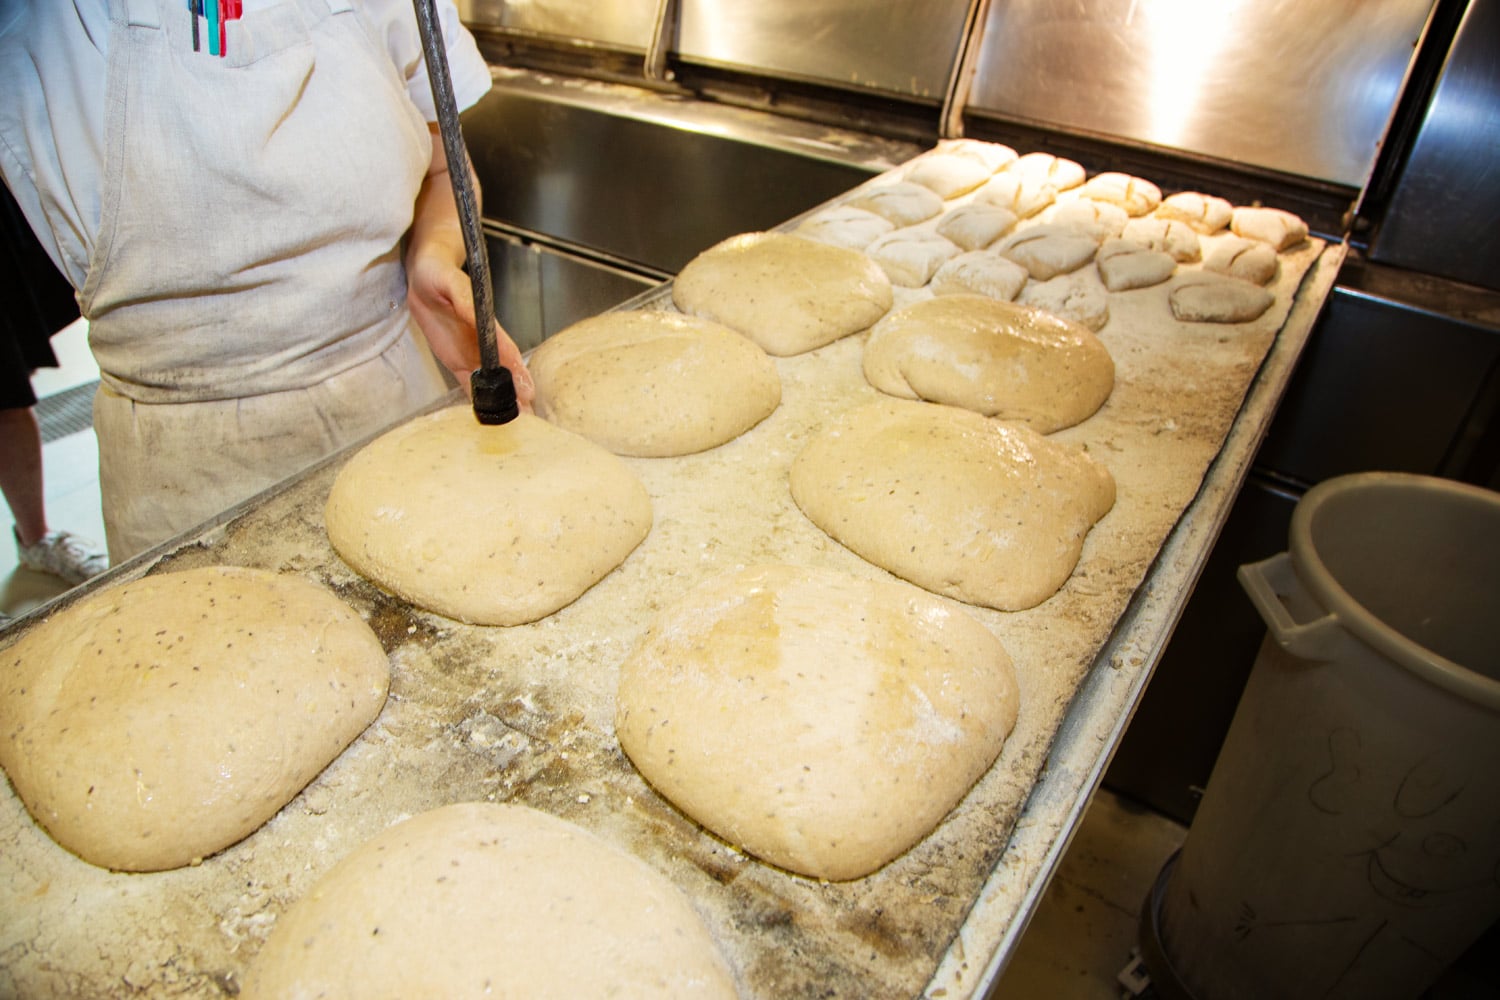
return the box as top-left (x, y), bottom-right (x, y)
top-left (15, 529), bottom-right (109, 586)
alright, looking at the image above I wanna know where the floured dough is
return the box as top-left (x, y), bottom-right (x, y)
top-left (1096, 238), bottom-right (1177, 291)
top-left (865, 229), bottom-right (961, 287)
top-left (1018, 274), bottom-right (1111, 331)
top-left (936, 202), bottom-right (1018, 251)
top-left (1007, 151), bottom-right (1086, 190)
top-left (1203, 236), bottom-right (1280, 285)
top-left (1169, 272), bottom-right (1276, 323)
top-left (672, 232), bottom-right (893, 356)
top-left (863, 294), bottom-right (1114, 431)
top-left (905, 153), bottom-right (993, 199)
top-left (1079, 172), bottom-right (1162, 216)
top-left (1049, 198), bottom-right (1130, 241)
top-left (844, 181), bottom-right (944, 226)
top-left (1157, 191), bottom-right (1232, 234)
top-left (793, 205), bottom-right (894, 251)
top-left (974, 172), bottom-right (1057, 218)
top-left (615, 564), bottom-right (1019, 881)
top-left (241, 803), bottom-right (739, 999)
top-left (1231, 206), bottom-right (1309, 250)
top-left (790, 399), bottom-right (1117, 611)
top-left (530, 310), bottom-right (781, 457)
top-left (941, 137), bottom-right (1018, 173)
top-left (0, 566), bottom-right (389, 872)
top-left (929, 251), bottom-right (1029, 301)
top-left (998, 224), bottom-right (1099, 279)
top-left (325, 408), bottom-right (652, 626)
top-left (1121, 217), bottom-right (1202, 262)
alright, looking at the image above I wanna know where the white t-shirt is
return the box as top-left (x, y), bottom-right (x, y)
top-left (0, 0), bottom-right (491, 289)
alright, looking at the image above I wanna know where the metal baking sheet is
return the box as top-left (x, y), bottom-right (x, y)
top-left (0, 145), bottom-right (1340, 999)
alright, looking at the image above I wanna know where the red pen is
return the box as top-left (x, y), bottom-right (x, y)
top-left (220, 0), bottom-right (242, 58)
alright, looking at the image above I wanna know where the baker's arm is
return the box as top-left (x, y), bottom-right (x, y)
top-left (404, 123), bottom-right (535, 409)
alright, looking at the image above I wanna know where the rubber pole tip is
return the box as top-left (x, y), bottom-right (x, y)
top-left (471, 367), bottom-right (520, 425)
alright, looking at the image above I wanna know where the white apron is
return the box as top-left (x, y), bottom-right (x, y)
top-left (83, 0), bottom-right (450, 562)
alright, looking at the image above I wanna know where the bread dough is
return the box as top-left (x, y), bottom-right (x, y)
top-left (1096, 238), bottom-right (1177, 291)
top-left (865, 229), bottom-right (960, 287)
top-left (793, 205), bottom-right (894, 251)
top-left (929, 251), bottom-right (1029, 301)
top-left (615, 564), bottom-right (1019, 881)
top-left (1049, 198), bottom-right (1129, 241)
top-left (1156, 191), bottom-right (1232, 234)
top-left (790, 399), bottom-right (1117, 611)
top-left (1079, 172), bottom-right (1162, 216)
top-left (0, 566), bottom-right (389, 872)
top-left (974, 172), bottom-right (1057, 219)
top-left (1231, 206), bottom-right (1309, 250)
top-left (905, 153), bottom-right (993, 199)
top-left (844, 181), bottom-right (944, 226)
top-left (530, 310), bottom-right (779, 458)
top-left (936, 202), bottom-right (1019, 251)
top-left (1007, 152), bottom-right (1086, 190)
top-left (1121, 217), bottom-right (1202, 262)
top-left (998, 224), bottom-right (1099, 279)
top-left (672, 232), bottom-right (893, 356)
top-left (1018, 274), bottom-right (1111, 331)
top-left (241, 803), bottom-right (738, 999)
top-left (1169, 272), bottom-right (1276, 323)
top-left (940, 137), bottom-right (1018, 173)
top-left (1203, 236), bottom-right (1280, 285)
top-left (863, 294), bottom-right (1114, 432)
top-left (325, 408), bottom-right (652, 626)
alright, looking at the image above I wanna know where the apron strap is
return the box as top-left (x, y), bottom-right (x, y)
top-left (124, 0), bottom-right (162, 28)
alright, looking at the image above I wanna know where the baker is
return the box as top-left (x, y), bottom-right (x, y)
top-left (0, 0), bottom-right (534, 564)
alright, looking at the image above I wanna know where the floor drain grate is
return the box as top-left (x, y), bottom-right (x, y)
top-left (35, 380), bottom-right (99, 444)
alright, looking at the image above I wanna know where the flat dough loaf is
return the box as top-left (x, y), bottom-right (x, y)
top-left (325, 408), bottom-right (652, 626)
top-left (530, 310), bottom-right (780, 457)
top-left (241, 803), bottom-right (738, 999)
top-left (615, 564), bottom-right (1019, 881)
top-left (0, 566), bottom-right (389, 871)
top-left (863, 294), bottom-right (1114, 432)
top-left (672, 232), bottom-right (893, 356)
top-left (790, 399), bottom-right (1117, 611)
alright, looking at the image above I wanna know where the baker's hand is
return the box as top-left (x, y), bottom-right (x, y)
top-left (405, 249), bottom-right (535, 411)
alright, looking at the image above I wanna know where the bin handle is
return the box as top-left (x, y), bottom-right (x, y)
top-left (1238, 553), bottom-right (1343, 661)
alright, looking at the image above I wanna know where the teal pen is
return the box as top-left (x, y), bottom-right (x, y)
top-left (206, 0), bottom-right (219, 57)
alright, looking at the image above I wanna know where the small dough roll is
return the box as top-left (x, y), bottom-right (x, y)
top-left (1006, 151), bottom-right (1087, 190)
top-left (929, 251), bottom-right (1029, 301)
top-left (531, 310), bottom-right (780, 457)
top-left (844, 181), bottom-right (945, 226)
top-left (905, 152), bottom-right (994, 199)
top-left (974, 172), bottom-right (1057, 219)
top-left (998, 224), bottom-right (1099, 279)
top-left (616, 564), bottom-right (1019, 881)
top-left (1169, 272), bottom-right (1276, 323)
top-left (1049, 198), bottom-right (1129, 241)
top-left (1018, 274), bottom-right (1111, 332)
top-left (1156, 191), bottom-right (1232, 234)
top-left (936, 202), bottom-right (1018, 251)
top-left (1203, 236), bottom-right (1280, 285)
top-left (0, 567), bottom-right (389, 872)
top-left (673, 232), bottom-right (893, 356)
top-left (793, 205), bottom-right (894, 251)
top-left (326, 408), bottom-right (652, 626)
top-left (1121, 217), bottom-right (1202, 263)
top-left (1096, 238), bottom-right (1177, 291)
top-left (1231, 206), bottom-right (1309, 251)
top-left (242, 803), bottom-right (739, 1000)
top-left (863, 294), bottom-right (1114, 432)
top-left (865, 229), bottom-right (961, 287)
top-left (791, 399), bottom-right (1117, 611)
top-left (1079, 172), bottom-right (1162, 216)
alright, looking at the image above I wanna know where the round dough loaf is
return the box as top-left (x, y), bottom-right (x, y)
top-left (241, 802), bottom-right (739, 999)
top-left (863, 294), bottom-right (1114, 432)
top-left (672, 232), bottom-right (893, 356)
top-left (325, 408), bottom-right (652, 626)
top-left (790, 400), bottom-right (1116, 611)
top-left (0, 566), bottom-right (389, 872)
top-left (615, 564), bottom-right (1019, 881)
top-left (530, 310), bottom-right (781, 457)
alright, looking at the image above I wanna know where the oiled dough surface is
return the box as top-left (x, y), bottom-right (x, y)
top-left (326, 408), bottom-right (652, 626)
top-left (672, 232), bottom-right (893, 356)
top-left (616, 564), bottom-right (1019, 881)
top-left (0, 566), bottom-right (389, 872)
top-left (863, 294), bottom-right (1114, 432)
top-left (242, 803), bottom-right (739, 1000)
top-left (530, 310), bottom-right (780, 457)
top-left (791, 400), bottom-right (1116, 611)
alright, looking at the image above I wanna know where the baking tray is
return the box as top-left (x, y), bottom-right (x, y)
top-left (0, 144), bottom-right (1342, 999)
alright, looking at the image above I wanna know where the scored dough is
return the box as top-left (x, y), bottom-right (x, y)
top-left (1231, 206), bottom-right (1309, 250)
top-left (1018, 274), bottom-right (1111, 332)
top-left (615, 564), bottom-right (1019, 881)
top-left (672, 232), bottom-right (893, 356)
top-left (1049, 198), bottom-right (1130, 242)
top-left (904, 152), bottom-right (994, 199)
top-left (1079, 172), bottom-right (1162, 216)
top-left (1096, 238), bottom-right (1177, 291)
top-left (844, 181), bottom-right (945, 226)
top-left (865, 229), bottom-right (961, 287)
top-left (1006, 151), bottom-right (1087, 190)
top-left (790, 399), bottom-right (1117, 611)
top-left (974, 172), bottom-right (1057, 219)
top-left (929, 251), bottom-right (1029, 301)
top-left (792, 205), bottom-right (894, 251)
top-left (936, 202), bottom-right (1019, 251)
top-left (997, 224), bottom-right (1099, 279)
top-left (241, 803), bottom-right (739, 999)
top-left (325, 408), bottom-right (652, 626)
top-left (1169, 272), bottom-right (1276, 323)
top-left (1156, 191), bottom-right (1233, 234)
top-left (1203, 236), bottom-right (1280, 285)
top-left (1121, 217), bottom-right (1202, 262)
top-left (530, 310), bottom-right (781, 457)
top-left (863, 294), bottom-right (1114, 432)
top-left (0, 566), bottom-right (389, 872)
